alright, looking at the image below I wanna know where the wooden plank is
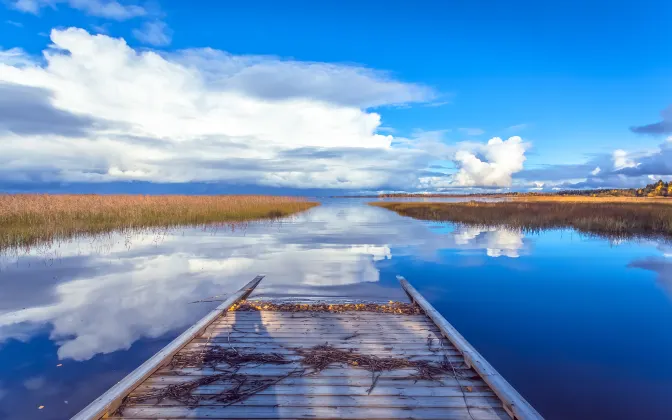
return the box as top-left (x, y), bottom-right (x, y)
top-left (399, 276), bottom-right (543, 420)
top-left (153, 366), bottom-right (477, 378)
top-left (134, 385), bottom-right (494, 398)
top-left (183, 341), bottom-right (458, 352)
top-left (170, 347), bottom-right (464, 362)
top-left (203, 338), bottom-right (451, 345)
top-left (214, 319), bottom-right (438, 326)
top-left (220, 311), bottom-right (427, 322)
top-left (199, 331), bottom-right (446, 340)
top-left (136, 376), bottom-right (489, 389)
top-left (208, 322), bottom-right (441, 331)
top-left (189, 339), bottom-right (459, 351)
top-left (212, 321), bottom-right (437, 326)
top-left (111, 406), bottom-right (509, 419)
top-left (223, 311), bottom-right (428, 317)
top-left (216, 313), bottom-right (432, 319)
top-left (71, 275), bottom-right (265, 420)
top-left (162, 355), bottom-right (467, 372)
top-left (130, 394), bottom-right (501, 408)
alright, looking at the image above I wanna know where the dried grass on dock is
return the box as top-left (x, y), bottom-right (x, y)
top-left (170, 346), bottom-right (291, 370)
top-left (296, 344), bottom-right (461, 382)
top-left (119, 343), bottom-right (463, 413)
top-left (230, 300), bottom-right (423, 315)
top-left (116, 345), bottom-right (298, 413)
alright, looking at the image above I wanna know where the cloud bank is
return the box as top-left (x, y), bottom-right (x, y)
top-left (630, 105), bottom-right (672, 135)
top-left (0, 28), bottom-right (532, 192)
top-left (0, 28), bottom-right (441, 190)
top-left (516, 137), bottom-right (672, 190)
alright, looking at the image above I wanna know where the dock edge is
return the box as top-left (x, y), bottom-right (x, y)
top-left (71, 275), bottom-right (265, 420)
top-left (398, 275), bottom-right (544, 420)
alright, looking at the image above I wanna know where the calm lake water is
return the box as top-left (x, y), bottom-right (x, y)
top-left (1, 199), bottom-right (672, 419)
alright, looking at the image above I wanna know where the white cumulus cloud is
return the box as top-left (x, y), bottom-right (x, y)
top-left (453, 136), bottom-right (529, 187)
top-left (612, 149), bottom-right (638, 171)
top-left (0, 28), bottom-right (438, 190)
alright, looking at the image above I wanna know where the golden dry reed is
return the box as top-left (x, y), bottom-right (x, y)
top-left (0, 194), bottom-right (318, 251)
top-left (371, 198), bottom-right (672, 239)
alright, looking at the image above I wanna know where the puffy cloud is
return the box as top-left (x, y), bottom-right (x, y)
top-left (453, 226), bottom-right (526, 258)
top-left (132, 20), bottom-right (172, 46)
top-left (453, 136), bottom-right (528, 187)
top-left (613, 138), bottom-right (672, 178)
top-left (515, 138), bottom-right (672, 190)
top-left (11, 0), bottom-right (146, 20)
top-left (0, 82), bottom-right (106, 137)
top-left (612, 149), bottom-right (638, 170)
top-left (0, 28), bottom-right (437, 190)
top-left (630, 105), bottom-right (672, 135)
top-left (173, 48), bottom-right (434, 108)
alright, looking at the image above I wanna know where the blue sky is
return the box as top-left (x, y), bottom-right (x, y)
top-left (1, 0), bottom-right (671, 193)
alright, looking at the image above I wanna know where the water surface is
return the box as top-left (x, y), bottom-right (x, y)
top-left (1, 199), bottom-right (671, 419)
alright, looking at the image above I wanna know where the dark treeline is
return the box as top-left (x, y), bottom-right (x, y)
top-left (335, 180), bottom-right (672, 198)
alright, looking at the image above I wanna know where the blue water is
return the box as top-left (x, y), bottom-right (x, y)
top-left (1, 199), bottom-right (671, 419)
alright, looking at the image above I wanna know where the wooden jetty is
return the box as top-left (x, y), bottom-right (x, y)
top-left (72, 275), bottom-right (543, 420)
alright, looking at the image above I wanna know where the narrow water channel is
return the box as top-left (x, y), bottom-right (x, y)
top-left (1, 199), bottom-right (671, 419)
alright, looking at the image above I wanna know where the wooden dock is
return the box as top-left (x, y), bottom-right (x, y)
top-left (72, 276), bottom-right (543, 420)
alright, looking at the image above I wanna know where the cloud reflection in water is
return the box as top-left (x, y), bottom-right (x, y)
top-left (0, 202), bottom-right (528, 362)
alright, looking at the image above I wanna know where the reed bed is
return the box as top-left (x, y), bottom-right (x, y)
top-left (371, 199), bottom-right (672, 239)
top-left (0, 194), bottom-right (318, 251)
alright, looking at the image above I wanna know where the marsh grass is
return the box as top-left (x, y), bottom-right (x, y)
top-left (0, 194), bottom-right (318, 251)
top-left (371, 198), bottom-right (672, 240)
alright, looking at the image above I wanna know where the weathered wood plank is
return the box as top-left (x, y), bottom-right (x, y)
top-left (154, 366), bottom-right (477, 378)
top-left (189, 339), bottom-right (459, 351)
top-left (133, 385), bottom-right (494, 398)
top-left (199, 331), bottom-right (446, 340)
top-left (217, 313), bottom-right (432, 320)
top-left (177, 350), bottom-right (462, 362)
top-left (136, 376), bottom-right (488, 389)
top-left (208, 323), bottom-right (441, 331)
top-left (201, 338), bottom-right (451, 345)
top-left (112, 406), bottom-right (509, 419)
top-left (130, 394), bottom-right (502, 408)
top-left (162, 356), bottom-right (466, 372)
top-left (182, 342), bottom-right (461, 356)
top-left (223, 311), bottom-right (428, 317)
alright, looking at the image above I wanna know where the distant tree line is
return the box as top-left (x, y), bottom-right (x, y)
top-left (550, 180), bottom-right (672, 197)
top-left (335, 180), bottom-right (672, 198)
